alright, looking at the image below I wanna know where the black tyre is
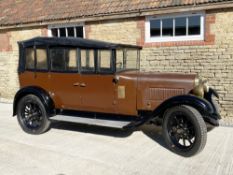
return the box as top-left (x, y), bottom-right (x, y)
top-left (17, 94), bottom-right (51, 135)
top-left (162, 105), bottom-right (207, 157)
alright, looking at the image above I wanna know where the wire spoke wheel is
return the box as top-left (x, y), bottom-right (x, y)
top-left (168, 113), bottom-right (196, 149)
top-left (162, 106), bottom-right (207, 157)
top-left (17, 94), bottom-right (51, 135)
top-left (21, 101), bottom-right (43, 130)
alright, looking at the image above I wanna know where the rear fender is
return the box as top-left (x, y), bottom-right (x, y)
top-left (13, 86), bottom-right (55, 117)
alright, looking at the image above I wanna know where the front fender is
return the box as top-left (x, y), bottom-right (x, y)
top-left (13, 86), bottom-right (55, 117)
top-left (153, 94), bottom-right (219, 126)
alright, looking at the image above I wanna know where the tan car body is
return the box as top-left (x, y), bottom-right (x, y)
top-left (19, 70), bottom-right (196, 116)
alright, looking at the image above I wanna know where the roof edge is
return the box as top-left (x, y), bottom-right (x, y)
top-left (0, 1), bottom-right (233, 30)
top-left (19, 36), bottom-right (142, 49)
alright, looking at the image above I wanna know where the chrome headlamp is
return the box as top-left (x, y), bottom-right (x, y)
top-left (192, 77), bottom-right (210, 98)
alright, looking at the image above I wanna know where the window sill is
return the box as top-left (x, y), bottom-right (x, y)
top-left (145, 35), bottom-right (204, 43)
top-left (141, 39), bottom-right (214, 48)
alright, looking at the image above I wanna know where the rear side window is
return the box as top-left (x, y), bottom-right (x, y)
top-left (25, 48), bottom-right (35, 70)
top-left (25, 47), bottom-right (48, 71)
top-left (36, 48), bottom-right (48, 70)
top-left (50, 48), bottom-right (78, 72)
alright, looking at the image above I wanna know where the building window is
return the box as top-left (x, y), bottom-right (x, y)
top-left (49, 24), bottom-right (84, 38)
top-left (146, 12), bottom-right (204, 42)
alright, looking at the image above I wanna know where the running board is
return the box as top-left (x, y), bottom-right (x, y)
top-left (49, 115), bottom-right (132, 129)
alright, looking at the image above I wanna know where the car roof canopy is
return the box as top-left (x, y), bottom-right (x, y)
top-left (18, 37), bottom-right (142, 49)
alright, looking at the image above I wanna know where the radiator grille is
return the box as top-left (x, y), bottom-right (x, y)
top-left (148, 88), bottom-right (184, 101)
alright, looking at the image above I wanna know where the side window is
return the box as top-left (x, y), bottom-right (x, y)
top-left (125, 50), bottom-right (138, 69)
top-left (25, 48), bottom-right (35, 70)
top-left (98, 50), bottom-right (113, 73)
top-left (50, 48), bottom-right (65, 71)
top-left (67, 49), bottom-right (78, 71)
top-left (116, 50), bottom-right (124, 71)
top-left (80, 49), bottom-right (95, 73)
top-left (36, 48), bottom-right (48, 70)
top-left (50, 47), bottom-right (78, 72)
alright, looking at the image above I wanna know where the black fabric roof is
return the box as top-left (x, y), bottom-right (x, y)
top-left (18, 37), bottom-right (142, 49)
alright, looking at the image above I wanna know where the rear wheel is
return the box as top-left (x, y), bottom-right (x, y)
top-left (17, 94), bottom-right (51, 134)
top-left (162, 105), bottom-right (207, 157)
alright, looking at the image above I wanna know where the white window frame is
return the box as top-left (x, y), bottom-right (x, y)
top-left (145, 12), bottom-right (205, 43)
top-left (48, 23), bottom-right (85, 38)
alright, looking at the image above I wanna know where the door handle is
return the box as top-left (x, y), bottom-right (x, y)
top-left (73, 82), bottom-right (80, 86)
top-left (80, 83), bottom-right (86, 87)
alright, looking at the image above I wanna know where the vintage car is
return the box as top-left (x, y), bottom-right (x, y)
top-left (13, 37), bottom-right (220, 157)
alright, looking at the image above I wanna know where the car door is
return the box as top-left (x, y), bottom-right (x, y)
top-left (78, 49), bottom-right (116, 114)
top-left (49, 47), bottom-right (82, 110)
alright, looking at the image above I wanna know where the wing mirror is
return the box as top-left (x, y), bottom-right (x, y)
top-left (113, 76), bottom-right (119, 84)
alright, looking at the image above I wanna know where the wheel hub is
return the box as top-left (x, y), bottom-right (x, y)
top-left (168, 114), bottom-right (196, 148)
top-left (21, 102), bottom-right (43, 129)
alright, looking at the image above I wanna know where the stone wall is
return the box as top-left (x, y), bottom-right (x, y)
top-left (0, 27), bottom-right (47, 99)
top-left (86, 19), bottom-right (141, 45)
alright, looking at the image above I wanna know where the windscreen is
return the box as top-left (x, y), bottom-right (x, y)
top-left (116, 49), bottom-right (140, 72)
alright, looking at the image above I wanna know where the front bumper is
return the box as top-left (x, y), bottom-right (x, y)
top-left (204, 88), bottom-right (221, 126)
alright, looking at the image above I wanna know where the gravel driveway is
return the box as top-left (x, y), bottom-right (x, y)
top-left (0, 103), bottom-right (233, 175)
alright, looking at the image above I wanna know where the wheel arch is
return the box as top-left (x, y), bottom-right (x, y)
top-left (13, 86), bottom-right (55, 117)
top-left (152, 95), bottom-right (215, 123)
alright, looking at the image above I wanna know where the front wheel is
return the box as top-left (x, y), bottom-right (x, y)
top-left (17, 94), bottom-right (51, 135)
top-left (162, 105), bottom-right (207, 157)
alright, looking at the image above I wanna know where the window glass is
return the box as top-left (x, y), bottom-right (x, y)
top-left (25, 48), bottom-right (35, 69)
top-left (51, 28), bottom-right (58, 37)
top-left (175, 17), bottom-right (186, 36)
top-left (116, 50), bottom-right (124, 71)
top-left (80, 49), bottom-right (95, 72)
top-left (50, 26), bottom-right (84, 38)
top-left (67, 49), bottom-right (78, 71)
top-left (67, 27), bottom-right (74, 37)
top-left (147, 13), bottom-right (204, 42)
top-left (36, 48), bottom-right (48, 70)
top-left (116, 49), bottom-right (139, 71)
top-left (98, 50), bottom-right (111, 70)
top-left (188, 16), bottom-right (201, 35)
top-left (162, 18), bottom-right (173, 36)
top-left (76, 27), bottom-right (84, 38)
top-left (50, 48), bottom-right (78, 72)
top-left (59, 28), bottom-right (66, 37)
top-left (150, 19), bottom-right (160, 37)
top-left (50, 48), bottom-right (66, 71)
top-left (126, 50), bottom-right (138, 69)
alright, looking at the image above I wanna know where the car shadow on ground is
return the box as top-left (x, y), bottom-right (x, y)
top-left (51, 122), bottom-right (167, 149)
top-left (51, 122), bottom-right (134, 138)
top-left (139, 124), bottom-right (167, 148)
